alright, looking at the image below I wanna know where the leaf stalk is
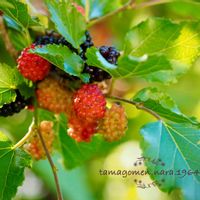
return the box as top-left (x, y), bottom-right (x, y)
top-left (107, 96), bottom-right (162, 120)
top-left (11, 121), bottom-right (35, 150)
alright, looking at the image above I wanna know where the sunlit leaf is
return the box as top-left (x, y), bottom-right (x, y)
top-left (124, 18), bottom-right (200, 83)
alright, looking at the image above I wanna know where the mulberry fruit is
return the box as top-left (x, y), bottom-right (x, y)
top-left (34, 31), bottom-right (78, 53)
top-left (68, 111), bottom-right (97, 142)
top-left (83, 64), bottom-right (111, 82)
top-left (17, 44), bottom-right (51, 82)
top-left (0, 90), bottom-right (30, 117)
top-left (72, 84), bottom-right (106, 122)
top-left (99, 46), bottom-right (120, 65)
top-left (80, 31), bottom-right (94, 53)
top-left (98, 103), bottom-right (127, 142)
top-left (83, 46), bottom-right (119, 82)
top-left (36, 77), bottom-right (72, 115)
top-left (24, 121), bottom-right (54, 160)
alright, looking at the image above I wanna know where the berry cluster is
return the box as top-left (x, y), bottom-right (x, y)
top-left (68, 84), bottom-right (106, 142)
top-left (14, 28), bottom-right (126, 145)
top-left (19, 30), bottom-right (120, 83)
top-left (0, 90), bottom-right (30, 117)
top-left (24, 121), bottom-right (55, 160)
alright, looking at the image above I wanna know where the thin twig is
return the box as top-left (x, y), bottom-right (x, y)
top-left (34, 103), bottom-right (63, 200)
top-left (107, 96), bottom-right (161, 120)
top-left (0, 16), bottom-right (18, 59)
top-left (88, 0), bottom-right (171, 27)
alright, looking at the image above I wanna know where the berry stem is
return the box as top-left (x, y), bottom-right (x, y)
top-left (11, 121), bottom-right (35, 150)
top-left (34, 101), bottom-right (63, 200)
top-left (88, 0), bottom-right (171, 27)
top-left (107, 96), bottom-right (162, 120)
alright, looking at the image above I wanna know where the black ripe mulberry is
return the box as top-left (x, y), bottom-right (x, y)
top-left (80, 31), bottom-right (94, 53)
top-left (0, 91), bottom-right (30, 117)
top-left (83, 46), bottom-right (120, 82)
top-left (34, 31), bottom-right (78, 53)
top-left (83, 65), bottom-right (112, 82)
top-left (99, 46), bottom-right (120, 65)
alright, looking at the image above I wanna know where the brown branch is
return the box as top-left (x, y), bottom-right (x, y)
top-left (0, 16), bottom-right (18, 59)
top-left (34, 103), bottom-right (63, 200)
top-left (88, 0), bottom-right (171, 27)
top-left (107, 96), bottom-right (162, 120)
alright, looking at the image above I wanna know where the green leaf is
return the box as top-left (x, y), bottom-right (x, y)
top-left (45, 0), bottom-right (86, 49)
top-left (58, 114), bottom-right (120, 169)
top-left (140, 121), bottom-right (200, 200)
top-left (118, 55), bottom-right (172, 77)
top-left (0, 0), bottom-right (40, 29)
top-left (3, 15), bottom-right (22, 31)
top-left (38, 108), bottom-right (56, 122)
top-left (0, 1), bottom-right (14, 9)
top-left (17, 81), bottom-right (34, 99)
top-left (0, 63), bottom-right (23, 107)
top-left (0, 132), bottom-right (31, 200)
top-left (133, 87), bottom-right (199, 126)
top-left (31, 44), bottom-right (89, 82)
top-left (86, 47), bottom-right (172, 78)
top-left (8, 29), bottom-right (29, 51)
top-left (168, 0), bottom-right (200, 19)
top-left (124, 18), bottom-right (200, 83)
top-left (0, 37), bottom-right (15, 66)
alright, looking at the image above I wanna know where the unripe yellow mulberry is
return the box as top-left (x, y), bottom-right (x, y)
top-left (36, 77), bottom-right (72, 115)
top-left (24, 121), bottom-right (55, 160)
top-left (98, 103), bottom-right (128, 142)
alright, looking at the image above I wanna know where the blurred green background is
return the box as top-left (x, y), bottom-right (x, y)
top-left (1, 0), bottom-right (200, 200)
